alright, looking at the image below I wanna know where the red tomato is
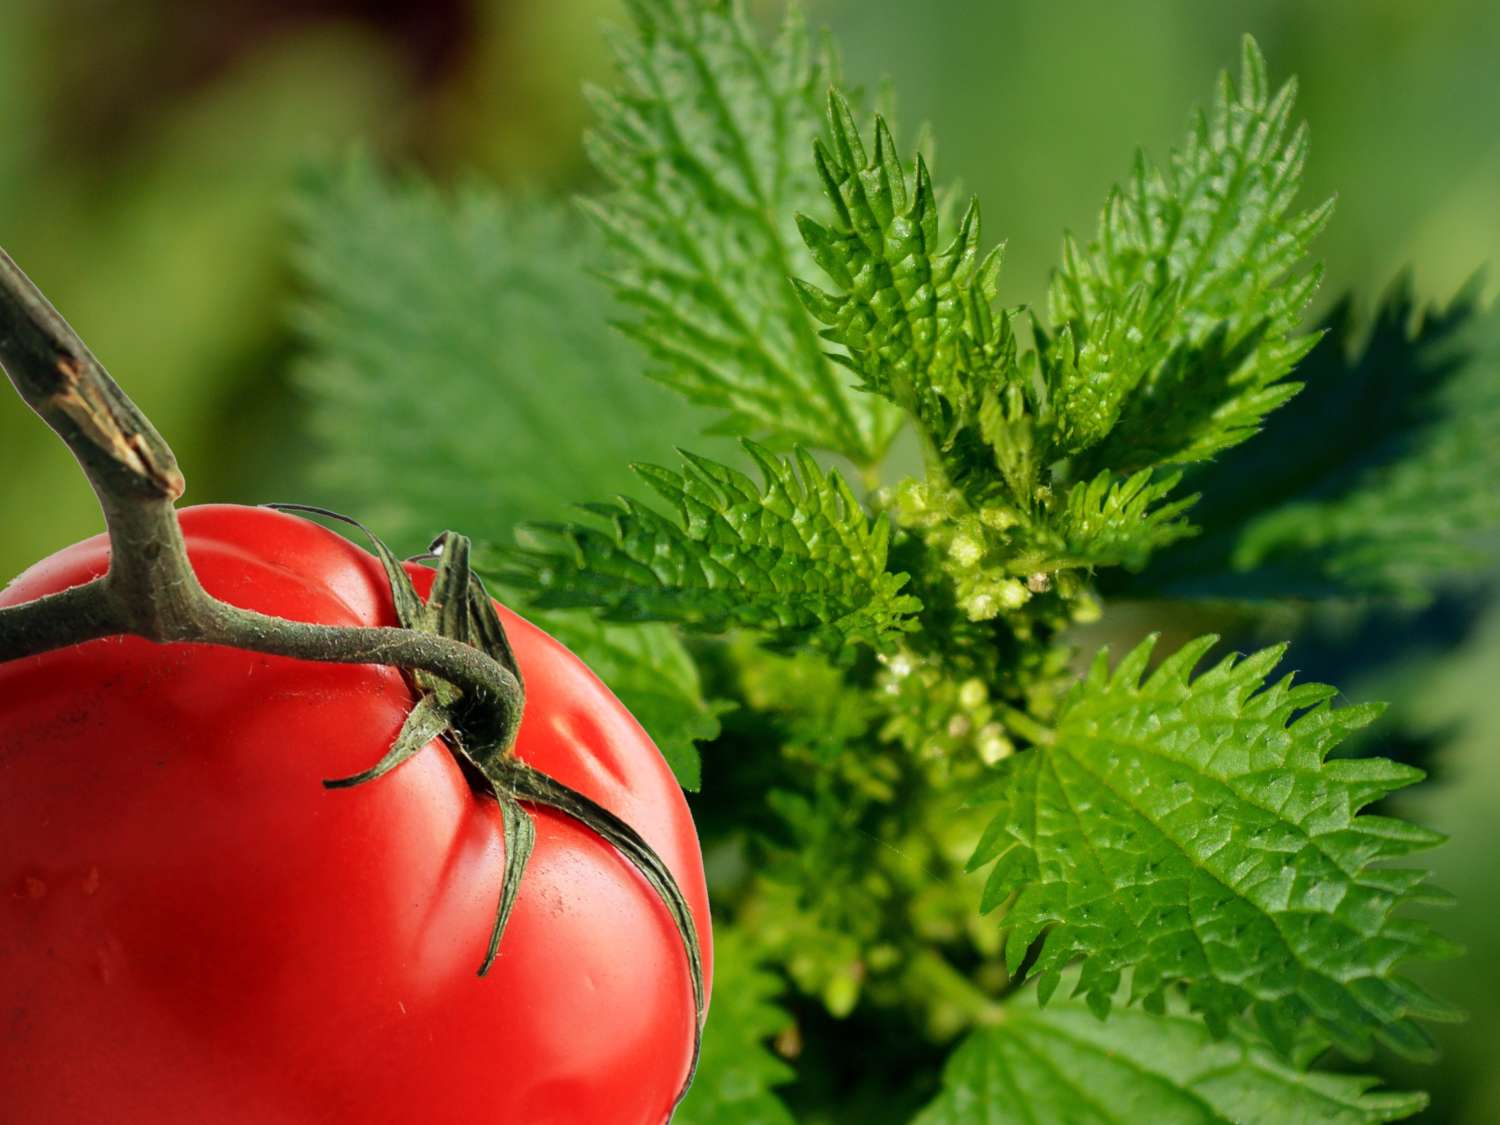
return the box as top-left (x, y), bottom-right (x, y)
top-left (0, 504), bottom-right (712, 1124)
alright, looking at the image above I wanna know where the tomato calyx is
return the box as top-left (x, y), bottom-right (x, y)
top-left (269, 505), bottom-right (707, 1107)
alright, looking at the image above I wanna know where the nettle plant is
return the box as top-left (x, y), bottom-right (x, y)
top-left (296, 2), bottom-right (1500, 1120)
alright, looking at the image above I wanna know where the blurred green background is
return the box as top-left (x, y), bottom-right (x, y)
top-left (1, 2), bottom-right (1496, 1120)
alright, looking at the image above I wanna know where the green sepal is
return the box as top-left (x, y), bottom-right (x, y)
top-left (265, 503), bottom-right (426, 629)
top-left (322, 693), bottom-right (451, 790)
top-left (477, 787), bottom-right (539, 977)
top-left (497, 755), bottom-right (707, 1108)
top-left (424, 532), bottom-right (473, 647)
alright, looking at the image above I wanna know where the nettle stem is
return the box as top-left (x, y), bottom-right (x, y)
top-left (0, 249), bottom-right (521, 717)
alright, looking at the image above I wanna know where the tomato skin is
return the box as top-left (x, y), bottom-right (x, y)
top-left (0, 505), bottom-right (712, 1124)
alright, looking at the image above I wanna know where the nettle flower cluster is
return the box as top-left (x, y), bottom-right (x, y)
top-left (297, 2), bottom-right (1500, 1120)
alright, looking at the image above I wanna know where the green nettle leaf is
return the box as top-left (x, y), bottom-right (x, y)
top-left (489, 441), bottom-right (920, 652)
top-left (675, 930), bottom-right (796, 1125)
top-left (789, 87), bottom-right (1229, 583)
top-left (1051, 468), bottom-right (1198, 572)
top-left (1140, 277), bottom-right (1500, 601)
top-left (586, 0), bottom-right (902, 465)
top-left (968, 634), bottom-right (1459, 1061)
top-left (914, 993), bottom-right (1427, 1125)
top-left (532, 611), bottom-right (728, 791)
top-left (291, 157), bottom-right (716, 552)
top-left (793, 93), bottom-right (1012, 475)
top-left (1047, 36), bottom-right (1329, 471)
